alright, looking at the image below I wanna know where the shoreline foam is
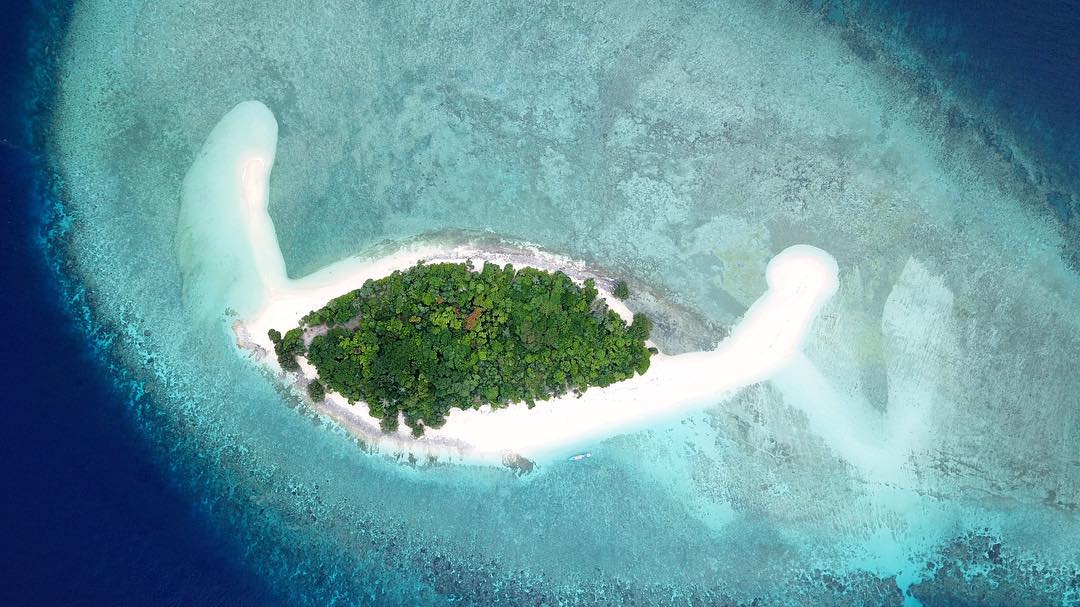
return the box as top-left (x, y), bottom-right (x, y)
top-left (183, 101), bottom-right (840, 467)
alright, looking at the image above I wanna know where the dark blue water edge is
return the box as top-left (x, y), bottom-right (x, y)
top-left (2, 0), bottom-right (1077, 605)
top-left (0, 2), bottom-right (285, 605)
top-left (802, 0), bottom-right (1080, 248)
top-left (807, 0), bottom-right (1080, 179)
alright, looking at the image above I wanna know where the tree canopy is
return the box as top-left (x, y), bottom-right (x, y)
top-left (276, 261), bottom-right (653, 436)
top-left (268, 327), bottom-right (303, 372)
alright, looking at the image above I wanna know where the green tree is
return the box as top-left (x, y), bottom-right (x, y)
top-left (271, 327), bottom-right (304, 372)
top-left (307, 379), bottom-right (326, 401)
top-left (612, 280), bottom-right (630, 300)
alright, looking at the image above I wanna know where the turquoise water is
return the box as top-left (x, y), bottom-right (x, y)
top-left (45, 1), bottom-right (1078, 604)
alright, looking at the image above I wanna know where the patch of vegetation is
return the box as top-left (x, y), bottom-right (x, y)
top-left (283, 261), bottom-right (653, 436)
top-left (612, 280), bottom-right (630, 300)
top-left (267, 327), bottom-right (304, 372)
top-left (306, 379), bottom-right (326, 401)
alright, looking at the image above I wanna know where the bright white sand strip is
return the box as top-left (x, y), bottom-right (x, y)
top-left (179, 101), bottom-right (841, 466)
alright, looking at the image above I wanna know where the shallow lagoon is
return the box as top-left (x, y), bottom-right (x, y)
top-left (46, 1), bottom-right (1079, 604)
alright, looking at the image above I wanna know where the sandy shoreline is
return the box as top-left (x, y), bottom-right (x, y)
top-left (181, 101), bottom-right (840, 468)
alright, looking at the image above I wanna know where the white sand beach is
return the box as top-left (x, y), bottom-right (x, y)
top-left (181, 101), bottom-right (841, 466)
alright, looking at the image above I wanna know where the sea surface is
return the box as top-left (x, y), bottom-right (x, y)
top-left (3, 1), bottom-right (1079, 605)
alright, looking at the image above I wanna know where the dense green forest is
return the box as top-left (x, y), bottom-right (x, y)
top-left (275, 261), bottom-right (653, 436)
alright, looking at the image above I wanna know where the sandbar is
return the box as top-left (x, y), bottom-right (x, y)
top-left (179, 101), bottom-right (840, 467)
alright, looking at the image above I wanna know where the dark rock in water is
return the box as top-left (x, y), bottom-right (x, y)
top-left (501, 453), bottom-right (535, 476)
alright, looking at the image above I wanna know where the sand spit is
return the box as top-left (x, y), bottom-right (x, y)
top-left (180, 101), bottom-right (840, 467)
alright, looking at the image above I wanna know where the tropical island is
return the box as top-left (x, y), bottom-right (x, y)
top-left (176, 100), bottom-right (841, 467)
top-left (270, 260), bottom-right (654, 436)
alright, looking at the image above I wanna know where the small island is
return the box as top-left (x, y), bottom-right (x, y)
top-left (177, 101), bottom-right (840, 467)
top-left (270, 261), bottom-right (654, 436)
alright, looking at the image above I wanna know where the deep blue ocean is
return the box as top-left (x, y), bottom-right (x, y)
top-left (1, 0), bottom-right (1077, 605)
top-left (0, 2), bottom-right (284, 605)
